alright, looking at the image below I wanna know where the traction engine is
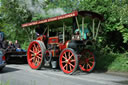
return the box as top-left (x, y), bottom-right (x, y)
top-left (23, 11), bottom-right (104, 74)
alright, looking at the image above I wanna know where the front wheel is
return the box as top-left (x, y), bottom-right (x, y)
top-left (27, 40), bottom-right (46, 70)
top-left (79, 49), bottom-right (95, 72)
top-left (59, 48), bottom-right (78, 74)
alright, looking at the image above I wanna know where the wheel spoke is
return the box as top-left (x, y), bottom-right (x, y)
top-left (88, 63), bottom-right (91, 69)
top-left (82, 63), bottom-right (85, 68)
top-left (88, 57), bottom-right (94, 60)
top-left (35, 58), bottom-right (38, 65)
top-left (62, 56), bottom-right (68, 60)
top-left (69, 54), bottom-right (73, 60)
top-left (87, 63), bottom-right (89, 69)
top-left (69, 62), bottom-right (75, 68)
top-left (69, 64), bottom-right (72, 71)
top-left (36, 45), bottom-right (39, 50)
top-left (68, 52), bottom-right (70, 55)
top-left (33, 44), bottom-right (37, 51)
top-left (37, 56), bottom-right (41, 60)
top-left (33, 57), bottom-right (36, 64)
top-left (64, 53), bottom-right (67, 59)
top-left (89, 61), bottom-right (94, 64)
top-left (66, 64), bottom-right (68, 71)
top-left (32, 47), bottom-right (35, 53)
top-left (37, 45), bottom-right (40, 52)
top-left (37, 50), bottom-right (41, 55)
top-left (36, 58), bottom-right (40, 65)
top-left (68, 52), bottom-right (71, 58)
top-left (31, 54), bottom-right (34, 57)
top-left (70, 59), bottom-right (75, 62)
top-left (34, 58), bottom-right (36, 63)
top-left (30, 50), bottom-right (34, 54)
top-left (30, 57), bottom-right (35, 61)
top-left (86, 63), bottom-right (91, 69)
top-left (38, 54), bottom-right (42, 56)
top-left (62, 61), bottom-right (66, 63)
top-left (63, 64), bottom-right (67, 69)
top-left (33, 44), bottom-right (37, 52)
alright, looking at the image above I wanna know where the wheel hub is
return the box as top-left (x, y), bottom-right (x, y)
top-left (34, 53), bottom-right (36, 56)
top-left (65, 59), bottom-right (71, 64)
top-left (65, 60), bottom-right (68, 63)
top-left (85, 58), bottom-right (89, 63)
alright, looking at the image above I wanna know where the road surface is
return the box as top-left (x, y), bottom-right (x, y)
top-left (0, 64), bottom-right (128, 85)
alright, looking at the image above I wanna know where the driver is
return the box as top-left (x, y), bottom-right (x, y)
top-left (72, 30), bottom-right (80, 40)
top-left (74, 27), bottom-right (90, 40)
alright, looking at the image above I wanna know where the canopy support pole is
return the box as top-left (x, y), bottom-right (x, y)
top-left (75, 17), bottom-right (81, 38)
top-left (47, 25), bottom-right (49, 37)
top-left (95, 21), bottom-right (101, 40)
top-left (43, 27), bottom-right (47, 35)
top-left (63, 23), bottom-right (65, 43)
top-left (92, 19), bottom-right (95, 39)
top-left (82, 17), bottom-right (85, 39)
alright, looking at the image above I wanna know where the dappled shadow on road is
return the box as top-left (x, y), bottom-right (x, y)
top-left (0, 67), bottom-right (20, 74)
top-left (73, 71), bottom-right (91, 75)
top-left (115, 80), bottom-right (128, 85)
top-left (41, 67), bottom-right (91, 75)
top-left (41, 67), bottom-right (61, 72)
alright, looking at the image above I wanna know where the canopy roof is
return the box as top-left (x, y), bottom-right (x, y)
top-left (22, 11), bottom-right (104, 28)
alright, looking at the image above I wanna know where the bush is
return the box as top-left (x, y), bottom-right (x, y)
top-left (108, 53), bottom-right (128, 72)
top-left (21, 41), bottom-right (30, 50)
top-left (94, 46), bottom-right (128, 72)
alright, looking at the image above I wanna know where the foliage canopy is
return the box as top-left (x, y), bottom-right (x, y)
top-left (0, 0), bottom-right (128, 52)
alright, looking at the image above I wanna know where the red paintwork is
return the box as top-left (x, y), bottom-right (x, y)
top-left (22, 11), bottom-right (78, 27)
top-left (50, 50), bottom-right (59, 57)
top-left (79, 49), bottom-right (95, 72)
top-left (36, 35), bottom-right (46, 41)
top-left (47, 37), bottom-right (69, 57)
top-left (48, 37), bottom-right (59, 44)
top-left (58, 43), bottom-right (65, 50)
top-left (59, 41), bottom-right (70, 50)
top-left (2, 56), bottom-right (5, 61)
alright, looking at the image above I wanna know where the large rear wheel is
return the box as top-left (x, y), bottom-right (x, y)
top-left (59, 48), bottom-right (78, 74)
top-left (27, 40), bottom-right (46, 70)
top-left (79, 49), bottom-right (95, 72)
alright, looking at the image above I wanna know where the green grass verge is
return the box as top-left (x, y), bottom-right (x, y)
top-left (0, 80), bottom-right (10, 85)
top-left (108, 53), bottom-right (128, 72)
top-left (94, 49), bottom-right (128, 72)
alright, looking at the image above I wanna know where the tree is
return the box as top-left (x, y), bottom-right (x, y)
top-left (0, 0), bottom-right (128, 51)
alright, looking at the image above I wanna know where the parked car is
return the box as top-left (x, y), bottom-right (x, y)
top-left (0, 50), bottom-right (6, 71)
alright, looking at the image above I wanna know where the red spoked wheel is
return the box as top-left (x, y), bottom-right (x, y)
top-left (59, 48), bottom-right (78, 74)
top-left (27, 40), bottom-right (46, 70)
top-left (79, 49), bottom-right (95, 72)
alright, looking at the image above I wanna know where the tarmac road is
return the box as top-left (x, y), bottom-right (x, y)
top-left (0, 64), bottom-right (128, 85)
